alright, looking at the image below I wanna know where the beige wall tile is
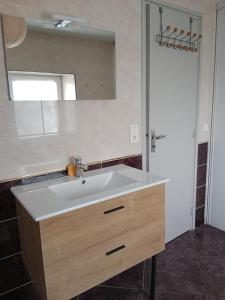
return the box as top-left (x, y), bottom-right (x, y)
top-left (72, 130), bottom-right (101, 164)
top-left (74, 101), bottom-right (100, 133)
top-left (0, 101), bottom-right (44, 137)
top-left (99, 100), bottom-right (141, 130)
top-left (100, 127), bottom-right (141, 161)
top-left (44, 133), bottom-right (75, 171)
top-left (13, 101), bottom-right (44, 136)
top-left (0, 135), bottom-right (47, 181)
top-left (0, 102), bottom-right (17, 137)
top-left (42, 101), bottom-right (76, 134)
top-left (44, 131), bottom-right (101, 171)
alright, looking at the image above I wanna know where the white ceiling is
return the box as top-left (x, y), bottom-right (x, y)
top-left (26, 18), bottom-right (115, 42)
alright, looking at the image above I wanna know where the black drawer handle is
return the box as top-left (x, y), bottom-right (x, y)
top-left (106, 245), bottom-right (126, 256)
top-left (104, 206), bottom-right (125, 215)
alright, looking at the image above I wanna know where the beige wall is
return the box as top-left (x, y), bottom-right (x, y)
top-left (0, 0), bottom-right (142, 181)
top-left (7, 30), bottom-right (115, 99)
top-left (0, 0), bottom-right (217, 181)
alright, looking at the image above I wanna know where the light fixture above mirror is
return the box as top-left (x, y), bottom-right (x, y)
top-left (2, 15), bottom-right (27, 49)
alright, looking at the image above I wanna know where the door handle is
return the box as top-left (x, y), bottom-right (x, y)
top-left (154, 134), bottom-right (167, 140)
top-left (151, 130), bottom-right (167, 153)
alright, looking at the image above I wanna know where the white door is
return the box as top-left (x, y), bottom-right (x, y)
top-left (146, 2), bottom-right (200, 242)
top-left (209, 6), bottom-right (225, 231)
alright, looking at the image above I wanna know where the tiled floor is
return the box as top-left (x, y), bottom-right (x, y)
top-left (1, 225), bottom-right (225, 300)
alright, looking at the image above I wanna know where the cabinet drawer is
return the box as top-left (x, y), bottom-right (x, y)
top-left (40, 185), bottom-right (165, 265)
top-left (44, 220), bottom-right (165, 300)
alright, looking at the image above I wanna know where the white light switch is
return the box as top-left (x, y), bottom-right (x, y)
top-left (130, 124), bottom-right (139, 144)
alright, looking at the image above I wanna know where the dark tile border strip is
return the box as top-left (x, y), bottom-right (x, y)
top-left (195, 206), bottom-right (205, 228)
top-left (196, 186), bottom-right (206, 209)
top-left (198, 142), bottom-right (208, 166)
top-left (197, 165), bottom-right (207, 188)
top-left (195, 143), bottom-right (208, 228)
top-left (86, 162), bottom-right (102, 171)
top-left (102, 155), bottom-right (142, 170)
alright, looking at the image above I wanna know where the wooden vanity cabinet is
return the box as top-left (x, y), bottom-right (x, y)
top-left (17, 184), bottom-right (165, 300)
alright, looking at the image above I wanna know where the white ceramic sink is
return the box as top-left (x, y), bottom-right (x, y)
top-left (49, 171), bottom-right (137, 201)
top-left (11, 165), bottom-right (169, 221)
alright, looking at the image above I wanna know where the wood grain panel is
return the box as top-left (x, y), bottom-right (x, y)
top-left (44, 220), bottom-right (165, 300)
top-left (17, 184), bottom-right (165, 300)
top-left (40, 185), bottom-right (165, 266)
top-left (16, 202), bottom-right (47, 300)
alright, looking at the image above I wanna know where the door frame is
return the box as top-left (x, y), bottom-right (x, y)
top-left (141, 0), bottom-right (202, 230)
top-left (207, 2), bottom-right (225, 225)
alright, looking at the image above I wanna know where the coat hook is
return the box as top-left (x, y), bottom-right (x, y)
top-left (192, 34), bottom-right (202, 42)
top-left (183, 32), bottom-right (191, 40)
top-left (159, 25), bottom-right (171, 46)
top-left (187, 32), bottom-right (195, 51)
top-left (173, 29), bottom-right (184, 49)
top-left (166, 27), bottom-right (177, 47)
top-left (178, 32), bottom-right (191, 50)
top-left (193, 34), bottom-right (202, 52)
top-left (162, 25), bottom-right (171, 35)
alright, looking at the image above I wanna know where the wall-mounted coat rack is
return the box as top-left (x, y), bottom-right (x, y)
top-left (156, 7), bottom-right (202, 53)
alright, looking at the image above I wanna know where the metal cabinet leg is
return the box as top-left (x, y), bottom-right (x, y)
top-left (150, 255), bottom-right (157, 300)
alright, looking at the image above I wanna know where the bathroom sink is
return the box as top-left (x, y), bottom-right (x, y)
top-left (49, 171), bottom-right (137, 201)
top-left (11, 165), bottom-right (169, 221)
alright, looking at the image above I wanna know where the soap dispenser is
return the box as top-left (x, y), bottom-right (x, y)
top-left (67, 157), bottom-right (77, 177)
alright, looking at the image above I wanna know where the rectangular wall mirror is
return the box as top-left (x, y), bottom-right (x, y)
top-left (2, 14), bottom-right (116, 101)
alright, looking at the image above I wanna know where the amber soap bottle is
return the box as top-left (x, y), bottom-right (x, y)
top-left (67, 158), bottom-right (77, 177)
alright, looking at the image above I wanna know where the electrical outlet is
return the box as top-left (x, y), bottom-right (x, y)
top-left (130, 124), bottom-right (139, 144)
